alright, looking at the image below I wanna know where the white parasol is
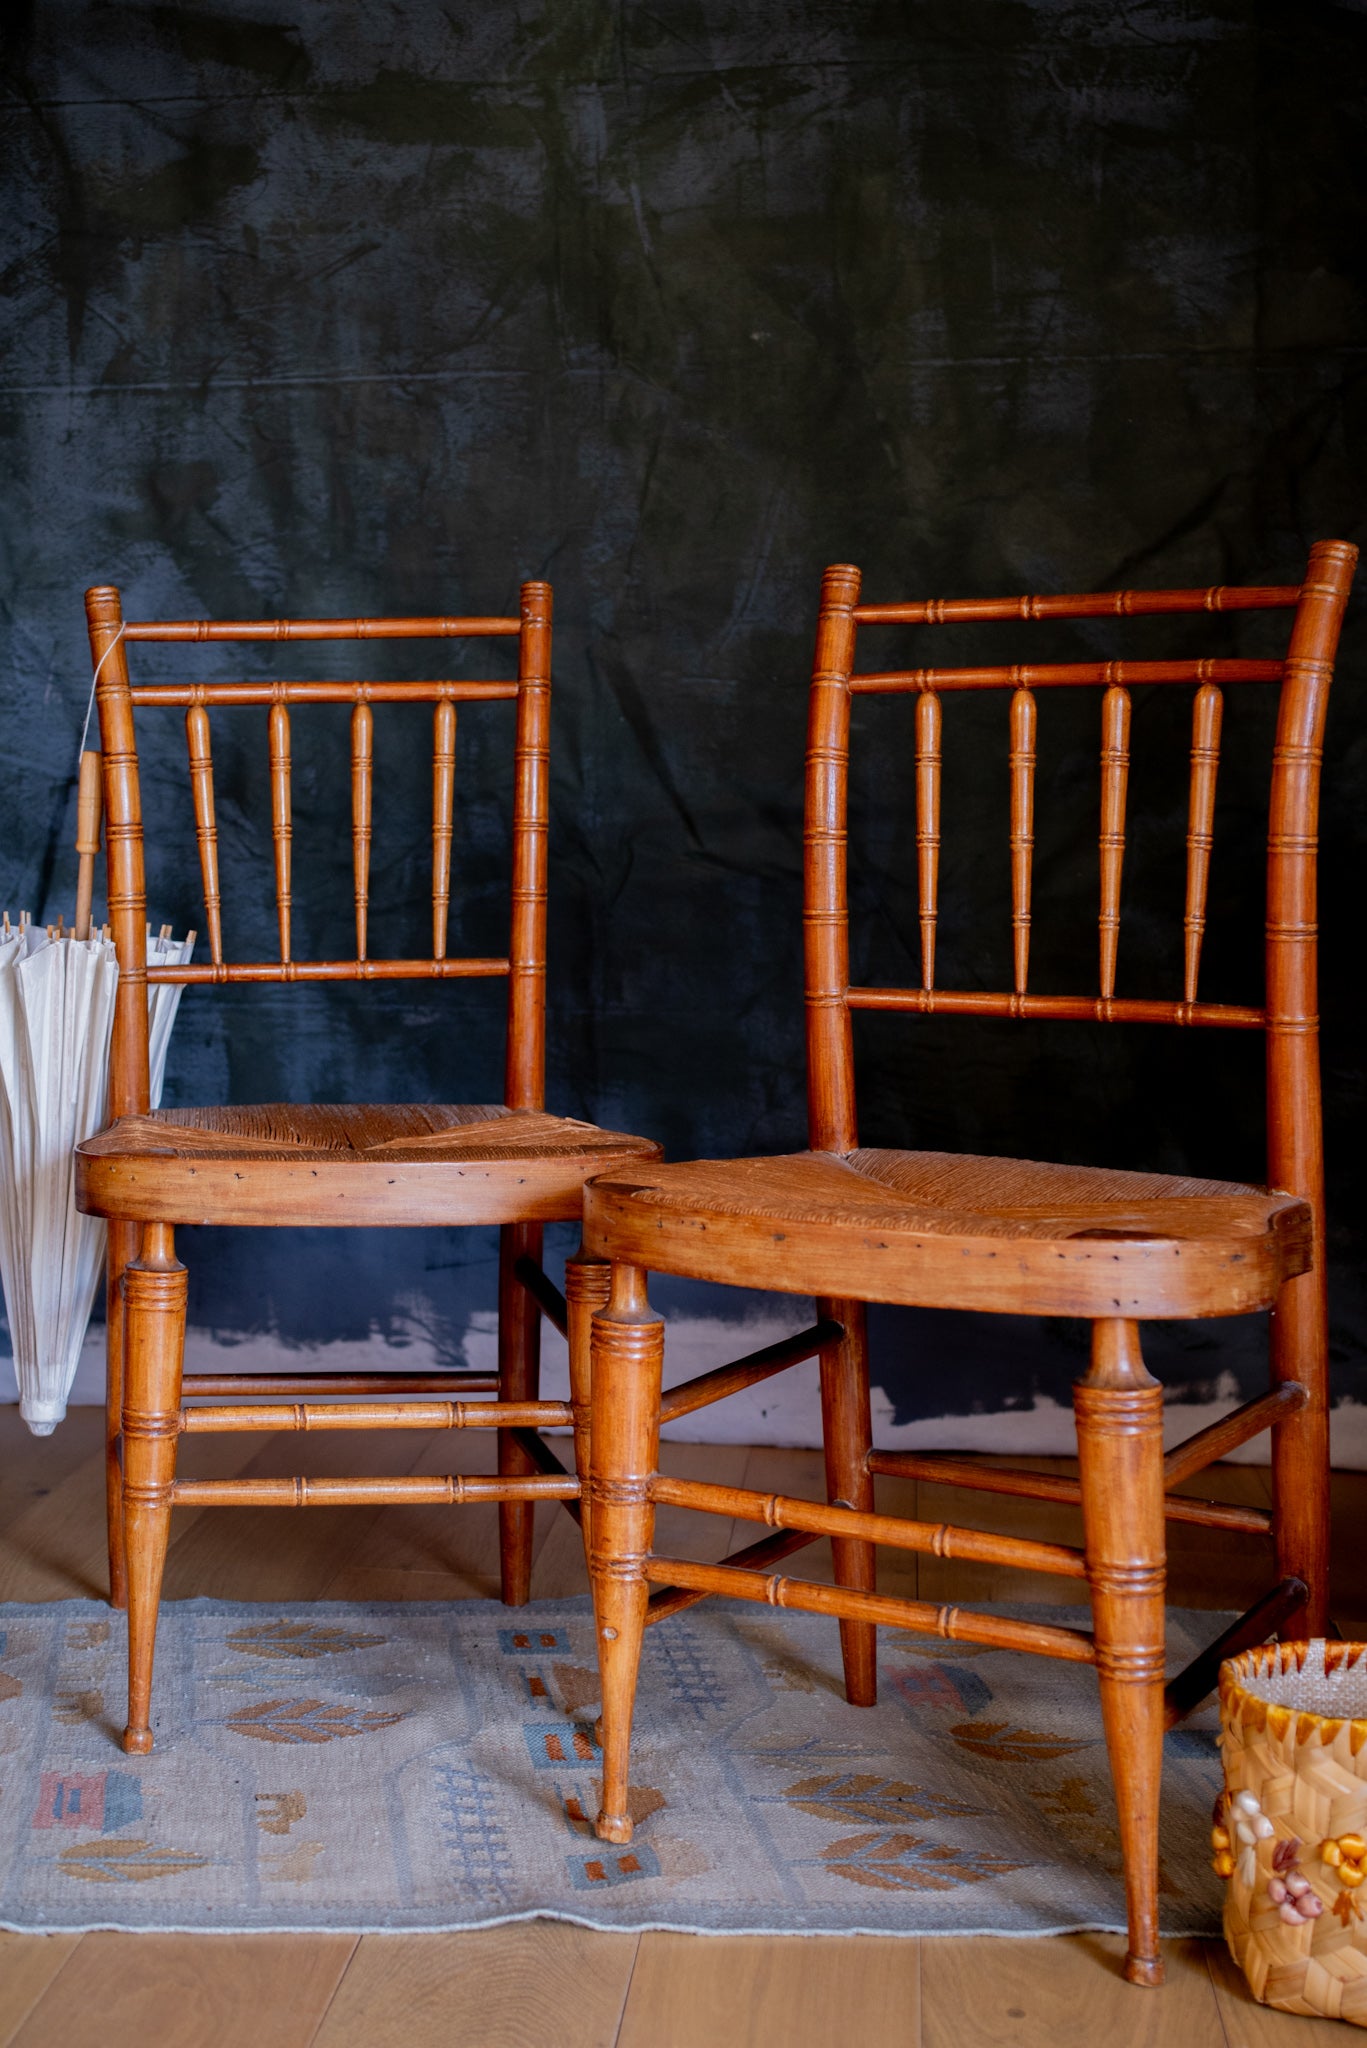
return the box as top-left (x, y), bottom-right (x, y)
top-left (0, 754), bottom-right (192, 1434)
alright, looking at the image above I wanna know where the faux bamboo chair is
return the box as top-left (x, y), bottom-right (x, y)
top-left (580, 540), bottom-right (1357, 1989)
top-left (74, 581), bottom-right (660, 1755)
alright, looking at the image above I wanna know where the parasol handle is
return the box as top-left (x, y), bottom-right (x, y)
top-left (74, 749), bottom-right (103, 941)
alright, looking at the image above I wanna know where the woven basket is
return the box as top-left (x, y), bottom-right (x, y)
top-left (1220, 1642), bottom-right (1367, 2025)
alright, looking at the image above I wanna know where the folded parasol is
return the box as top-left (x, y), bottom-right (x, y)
top-left (0, 754), bottom-right (191, 1433)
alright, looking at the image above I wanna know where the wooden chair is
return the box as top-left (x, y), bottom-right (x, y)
top-left (74, 581), bottom-right (660, 1755)
top-left (579, 540), bottom-right (1357, 1988)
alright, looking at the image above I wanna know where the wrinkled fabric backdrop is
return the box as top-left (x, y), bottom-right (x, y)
top-left (1, 1), bottom-right (1364, 1446)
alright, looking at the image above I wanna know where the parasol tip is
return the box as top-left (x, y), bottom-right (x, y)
top-left (20, 1400), bottom-right (64, 1436)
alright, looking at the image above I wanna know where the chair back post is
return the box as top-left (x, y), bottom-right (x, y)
top-left (85, 583), bottom-right (151, 1120)
top-left (1264, 540), bottom-right (1357, 1498)
top-left (505, 579), bottom-right (552, 1112)
top-left (1266, 540), bottom-right (1357, 1214)
top-left (804, 563), bottom-right (862, 1156)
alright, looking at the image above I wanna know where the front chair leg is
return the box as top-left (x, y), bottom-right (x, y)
top-left (817, 1297), bottom-right (877, 1706)
top-left (589, 1261), bottom-right (663, 1845)
top-left (565, 1239), bottom-right (611, 1564)
top-left (497, 1219), bottom-right (544, 1605)
top-left (121, 1222), bottom-right (188, 1755)
top-left (1075, 1317), bottom-right (1167, 1989)
top-left (104, 1218), bottom-right (139, 1611)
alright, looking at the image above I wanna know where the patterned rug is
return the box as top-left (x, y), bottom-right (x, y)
top-left (0, 1597), bottom-right (1226, 1937)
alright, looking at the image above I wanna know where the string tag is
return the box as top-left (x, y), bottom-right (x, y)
top-left (78, 622), bottom-right (126, 763)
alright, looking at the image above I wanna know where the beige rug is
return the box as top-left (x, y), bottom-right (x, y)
top-left (0, 1597), bottom-right (1225, 1936)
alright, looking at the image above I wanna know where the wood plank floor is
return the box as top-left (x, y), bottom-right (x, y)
top-left (2, 1404), bottom-right (1363, 2047)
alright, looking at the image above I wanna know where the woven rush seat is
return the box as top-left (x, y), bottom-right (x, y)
top-left (586, 1146), bottom-right (1312, 1319)
top-left (78, 1103), bottom-right (659, 1227)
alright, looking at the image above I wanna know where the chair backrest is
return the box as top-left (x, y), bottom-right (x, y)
top-left (85, 583), bottom-right (552, 1123)
top-left (803, 541), bottom-right (1357, 1236)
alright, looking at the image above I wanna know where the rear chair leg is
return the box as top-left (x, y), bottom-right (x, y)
top-left (590, 1262), bottom-right (662, 1845)
top-left (1270, 1270), bottom-right (1331, 1636)
top-left (105, 1218), bottom-right (138, 1611)
top-left (818, 1297), bottom-right (877, 1706)
top-left (1075, 1317), bottom-right (1167, 1989)
top-left (565, 1240), bottom-right (612, 1563)
top-left (497, 1219), bottom-right (544, 1605)
top-left (121, 1222), bottom-right (187, 1755)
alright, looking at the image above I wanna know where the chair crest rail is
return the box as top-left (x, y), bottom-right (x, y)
top-left (852, 583), bottom-right (1301, 625)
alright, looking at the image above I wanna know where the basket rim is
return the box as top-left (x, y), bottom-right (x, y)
top-left (1220, 1639), bottom-right (1367, 1735)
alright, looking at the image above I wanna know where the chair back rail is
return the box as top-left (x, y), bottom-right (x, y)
top-left (84, 585), bottom-right (552, 1125)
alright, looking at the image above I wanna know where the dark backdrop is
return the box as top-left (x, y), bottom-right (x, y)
top-left (2, 0), bottom-right (1365, 1429)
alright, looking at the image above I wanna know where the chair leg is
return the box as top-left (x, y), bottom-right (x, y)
top-left (105, 1219), bottom-right (138, 1611)
top-left (589, 1261), bottom-right (662, 1846)
top-left (121, 1222), bottom-right (187, 1756)
top-left (817, 1296), bottom-right (877, 1707)
top-left (1075, 1317), bottom-right (1167, 1989)
top-left (497, 1219), bottom-right (544, 1606)
top-left (565, 1239), bottom-right (612, 1563)
top-left (1270, 1271), bottom-right (1331, 1636)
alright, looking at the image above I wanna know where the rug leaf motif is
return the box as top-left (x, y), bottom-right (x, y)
top-left (950, 1721), bottom-right (1093, 1763)
top-left (226, 1621), bottom-right (386, 1660)
top-left (820, 1829), bottom-right (1026, 1892)
top-left (889, 1664), bottom-right (993, 1717)
top-left (56, 1838), bottom-right (211, 1884)
top-left (784, 1774), bottom-right (986, 1825)
top-left (224, 1698), bottom-right (403, 1744)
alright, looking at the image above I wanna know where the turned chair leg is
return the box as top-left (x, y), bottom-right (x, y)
top-left (497, 1219), bottom-right (544, 1605)
top-left (1271, 1271), bottom-right (1331, 1636)
top-left (1075, 1317), bottom-right (1167, 1988)
top-left (818, 1297), bottom-right (878, 1706)
top-left (565, 1240), bottom-right (612, 1564)
top-left (105, 1219), bottom-right (138, 1611)
top-left (121, 1222), bottom-right (188, 1755)
top-left (589, 1261), bottom-right (663, 1846)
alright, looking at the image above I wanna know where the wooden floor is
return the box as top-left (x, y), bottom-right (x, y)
top-left (2, 1404), bottom-right (1364, 2047)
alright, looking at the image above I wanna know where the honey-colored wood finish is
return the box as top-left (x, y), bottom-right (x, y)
top-left (583, 543), bottom-right (1356, 1992)
top-left (75, 583), bottom-right (659, 1752)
